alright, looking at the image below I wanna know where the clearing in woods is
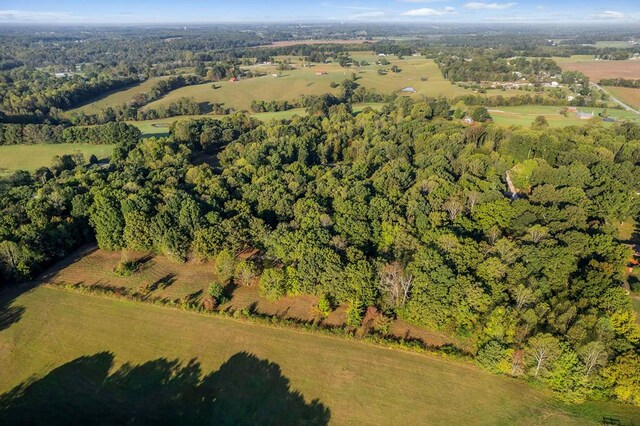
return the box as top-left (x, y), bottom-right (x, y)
top-left (0, 144), bottom-right (113, 174)
top-left (2, 284), bottom-right (640, 424)
top-left (66, 77), bottom-right (169, 115)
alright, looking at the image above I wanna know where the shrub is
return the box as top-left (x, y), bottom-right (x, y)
top-left (234, 260), bottom-right (257, 286)
top-left (214, 249), bottom-right (236, 284)
top-left (315, 293), bottom-right (334, 319)
top-left (477, 340), bottom-right (513, 374)
top-left (113, 260), bottom-right (138, 277)
top-left (346, 299), bottom-right (364, 328)
top-left (202, 296), bottom-right (218, 311)
top-left (259, 268), bottom-right (288, 300)
top-left (208, 282), bottom-right (225, 299)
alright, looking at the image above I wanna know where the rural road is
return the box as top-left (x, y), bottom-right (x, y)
top-left (592, 83), bottom-right (640, 115)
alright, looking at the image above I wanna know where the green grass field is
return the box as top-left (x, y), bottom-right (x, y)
top-left (0, 144), bottom-right (114, 174)
top-left (1, 285), bottom-right (639, 424)
top-left (141, 54), bottom-right (524, 114)
top-left (593, 41), bottom-right (637, 48)
top-left (489, 105), bottom-right (640, 128)
top-left (551, 55), bottom-right (597, 64)
top-left (66, 77), bottom-right (168, 115)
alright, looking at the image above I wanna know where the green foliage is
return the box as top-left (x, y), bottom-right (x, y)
top-left (476, 341), bottom-right (513, 374)
top-left (113, 260), bottom-right (138, 277)
top-left (315, 293), bottom-right (334, 319)
top-left (214, 249), bottom-right (236, 285)
top-left (234, 260), bottom-right (257, 286)
top-left (259, 268), bottom-right (288, 300)
top-left (207, 282), bottom-right (229, 305)
top-left (346, 299), bottom-right (364, 328)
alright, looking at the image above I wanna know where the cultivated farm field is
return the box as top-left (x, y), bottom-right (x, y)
top-left (2, 285), bottom-right (640, 424)
top-left (559, 60), bottom-right (640, 81)
top-left (0, 144), bottom-right (113, 174)
top-left (604, 86), bottom-right (640, 109)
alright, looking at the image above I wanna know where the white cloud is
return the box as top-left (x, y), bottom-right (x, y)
top-left (398, 0), bottom-right (448, 3)
top-left (0, 9), bottom-right (82, 21)
top-left (401, 6), bottom-right (456, 16)
top-left (589, 11), bottom-right (628, 20)
top-left (349, 11), bottom-right (386, 19)
top-left (464, 2), bottom-right (516, 10)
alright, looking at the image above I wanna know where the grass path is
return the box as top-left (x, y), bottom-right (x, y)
top-left (2, 286), bottom-right (639, 424)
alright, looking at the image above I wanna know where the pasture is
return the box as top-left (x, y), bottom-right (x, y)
top-left (141, 54), bottom-right (518, 113)
top-left (489, 105), bottom-right (640, 128)
top-left (604, 86), bottom-right (640, 109)
top-left (66, 77), bottom-right (168, 115)
top-left (2, 284), bottom-right (639, 424)
top-left (0, 144), bottom-right (113, 174)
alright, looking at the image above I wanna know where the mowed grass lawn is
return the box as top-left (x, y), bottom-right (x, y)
top-left (0, 144), bottom-right (114, 174)
top-left (66, 77), bottom-right (168, 115)
top-left (490, 105), bottom-right (640, 128)
top-left (2, 286), bottom-right (639, 424)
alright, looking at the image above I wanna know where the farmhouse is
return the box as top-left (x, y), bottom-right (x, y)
top-left (463, 116), bottom-right (475, 124)
top-left (229, 77), bottom-right (238, 82)
top-left (401, 86), bottom-right (416, 93)
top-left (315, 71), bottom-right (327, 76)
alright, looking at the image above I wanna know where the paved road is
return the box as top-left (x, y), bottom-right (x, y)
top-left (592, 83), bottom-right (640, 115)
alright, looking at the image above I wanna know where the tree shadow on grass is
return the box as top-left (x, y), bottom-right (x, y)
top-left (0, 351), bottom-right (331, 425)
top-left (0, 296), bottom-right (24, 331)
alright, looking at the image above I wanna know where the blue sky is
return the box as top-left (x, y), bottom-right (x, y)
top-left (0, 0), bottom-right (638, 24)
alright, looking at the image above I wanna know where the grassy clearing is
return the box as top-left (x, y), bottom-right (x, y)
top-left (551, 55), bottom-right (597, 64)
top-left (593, 41), bottom-right (637, 48)
top-left (604, 86), bottom-right (640, 110)
top-left (0, 144), bottom-right (113, 173)
top-left (489, 105), bottom-right (640, 128)
top-left (66, 77), bottom-right (168, 115)
top-left (2, 285), bottom-right (639, 424)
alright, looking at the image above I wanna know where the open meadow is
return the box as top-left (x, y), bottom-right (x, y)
top-left (141, 54), bottom-right (521, 113)
top-left (2, 283), bottom-right (639, 424)
top-left (66, 77), bottom-right (168, 115)
top-left (489, 105), bottom-right (640, 127)
top-left (0, 144), bottom-right (113, 174)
